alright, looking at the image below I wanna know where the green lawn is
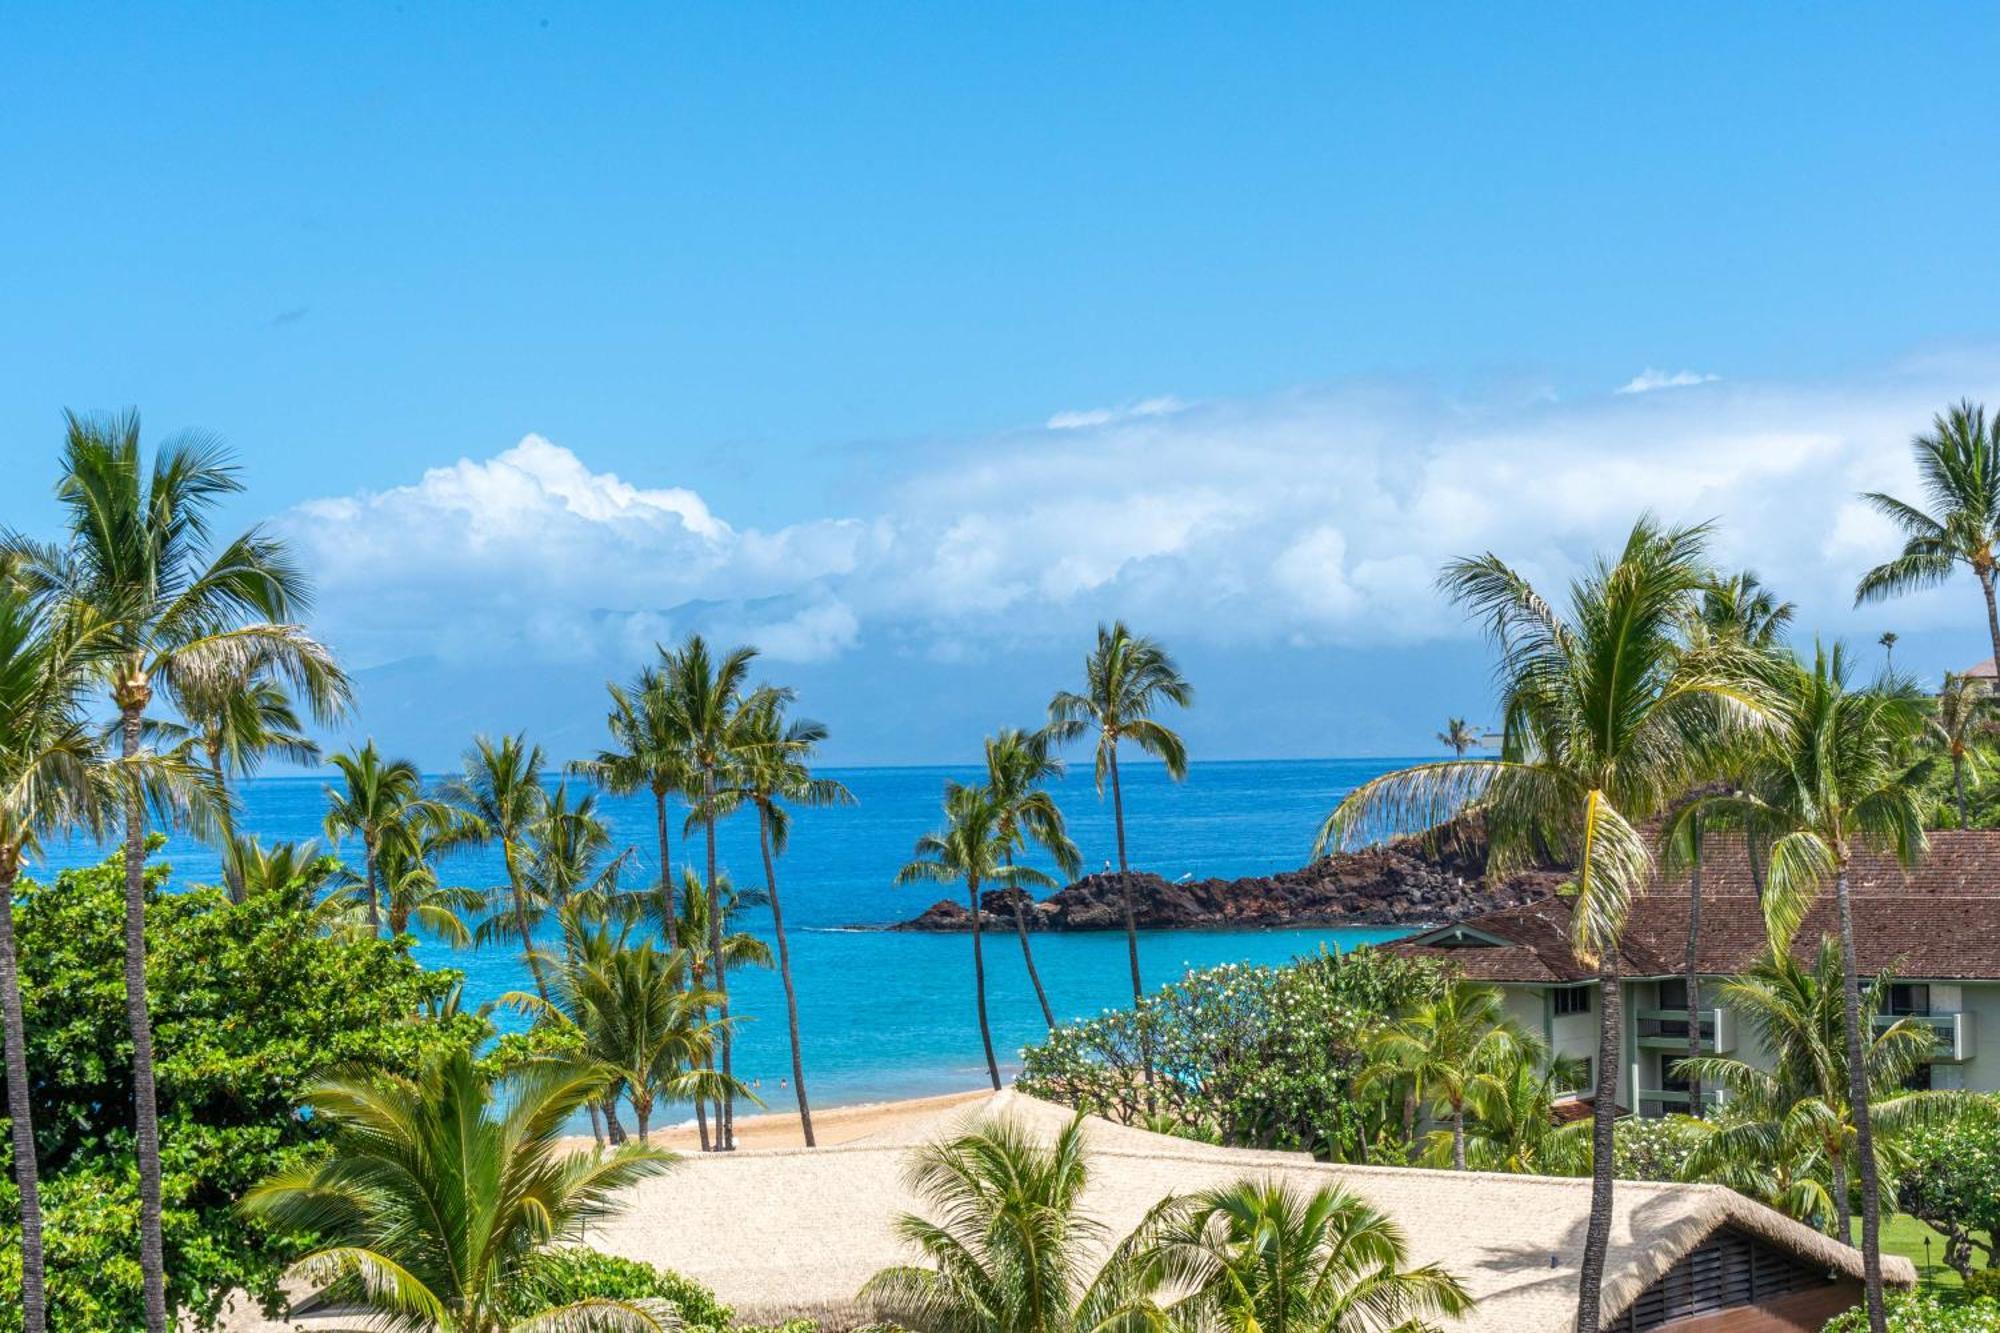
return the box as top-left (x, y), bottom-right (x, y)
top-left (1840, 1208), bottom-right (1968, 1280)
top-left (1875, 1213), bottom-right (1962, 1289)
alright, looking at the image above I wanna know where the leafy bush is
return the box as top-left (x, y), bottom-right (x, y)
top-left (0, 851), bottom-right (484, 1330)
top-left (1897, 1096), bottom-right (2000, 1279)
top-left (507, 1248), bottom-right (734, 1329)
top-left (1823, 1290), bottom-right (2000, 1330)
top-left (1613, 1113), bottom-right (1708, 1182)
top-left (1018, 946), bottom-right (1447, 1160)
top-left (1961, 1268), bottom-right (2000, 1300)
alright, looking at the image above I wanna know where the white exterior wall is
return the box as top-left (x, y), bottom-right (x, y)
top-left (1500, 977), bottom-right (2000, 1111)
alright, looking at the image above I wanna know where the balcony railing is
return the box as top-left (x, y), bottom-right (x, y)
top-left (1635, 1088), bottom-right (1724, 1120)
top-left (1875, 1010), bottom-right (1973, 1063)
top-left (1635, 1007), bottom-right (1736, 1055)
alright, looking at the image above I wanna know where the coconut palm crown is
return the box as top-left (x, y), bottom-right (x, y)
top-left (1854, 399), bottom-right (2000, 667)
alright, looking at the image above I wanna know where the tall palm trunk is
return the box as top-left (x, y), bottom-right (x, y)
top-left (1832, 1153), bottom-right (1851, 1243)
top-left (967, 870), bottom-right (1000, 1089)
top-left (363, 833), bottom-right (381, 937)
top-left (704, 768), bottom-right (734, 1149)
top-left (1980, 566), bottom-right (2000, 673)
top-left (1002, 848), bottom-right (1056, 1030)
top-left (207, 742), bottom-right (243, 905)
top-left (119, 699), bottom-right (169, 1333)
top-left (503, 843), bottom-right (548, 1004)
top-left (1955, 754), bottom-right (1970, 829)
top-left (0, 860), bottom-right (47, 1333)
top-left (1106, 746), bottom-right (1154, 1112)
top-left (1834, 858), bottom-right (1889, 1332)
top-left (1012, 900), bottom-right (1056, 1031)
top-left (653, 787), bottom-right (677, 948)
top-left (1684, 823), bottom-right (1704, 1118)
top-left (1575, 955), bottom-right (1622, 1333)
top-left (1450, 1103), bottom-right (1467, 1171)
top-left (758, 804), bottom-right (815, 1146)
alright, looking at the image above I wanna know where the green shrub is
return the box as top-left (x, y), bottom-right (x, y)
top-left (1018, 946), bottom-right (1447, 1160)
top-left (1960, 1268), bottom-right (2000, 1300)
top-left (507, 1248), bottom-right (734, 1329)
top-left (1823, 1290), bottom-right (2000, 1330)
top-left (0, 851), bottom-right (484, 1331)
top-left (1612, 1114), bottom-right (1708, 1182)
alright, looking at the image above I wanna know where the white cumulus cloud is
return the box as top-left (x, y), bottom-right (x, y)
top-left (285, 352), bottom-right (2000, 678)
top-left (1617, 368), bottom-right (1722, 394)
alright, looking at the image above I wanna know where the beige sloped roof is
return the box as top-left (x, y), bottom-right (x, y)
top-left (584, 1091), bottom-right (1910, 1331)
top-left (220, 1090), bottom-right (1912, 1332)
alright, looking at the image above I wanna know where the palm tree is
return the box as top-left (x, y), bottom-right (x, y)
top-left (1048, 622), bottom-right (1192, 1104)
top-left (662, 634), bottom-right (761, 1149)
top-left (1878, 632), bottom-right (1898, 672)
top-left (1421, 1051), bottom-right (1592, 1176)
top-left (665, 867), bottom-right (774, 1151)
top-left (982, 727), bottom-right (1081, 1031)
top-left (327, 814), bottom-right (486, 946)
top-left (228, 835), bottom-right (342, 901)
top-left (146, 662), bottom-right (346, 901)
top-left (241, 1049), bottom-right (676, 1330)
top-left (1662, 568), bottom-right (1797, 1119)
top-left (445, 734), bottom-right (553, 1000)
top-left (1704, 645), bottom-right (1932, 1332)
top-left (1153, 1178), bottom-right (1473, 1333)
top-left (722, 692), bottom-right (856, 1147)
top-left (1683, 939), bottom-right (1954, 1240)
top-left (1436, 717), bottom-right (1479, 756)
top-left (1355, 983), bottom-right (1539, 1170)
top-left (899, 783), bottom-right (1055, 1090)
top-left (860, 1114), bottom-right (1172, 1333)
top-left (0, 589), bottom-right (127, 1331)
top-left (1926, 672), bottom-right (1996, 829)
top-left (507, 908), bottom-right (736, 1145)
top-left (1315, 516), bottom-right (1774, 1333)
top-left (1855, 399), bottom-right (2000, 668)
top-left (515, 783), bottom-right (632, 919)
top-left (7, 412), bottom-right (342, 1332)
top-left (1700, 569), bottom-right (1795, 649)
top-left (323, 740), bottom-right (432, 937)
top-left (569, 665), bottom-right (691, 948)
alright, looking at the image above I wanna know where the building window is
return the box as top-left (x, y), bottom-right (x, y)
top-left (1884, 983), bottom-right (1931, 1016)
top-left (1657, 978), bottom-right (1689, 1011)
top-left (1904, 1063), bottom-right (1934, 1092)
top-left (1553, 987), bottom-right (1591, 1016)
top-left (1556, 1056), bottom-right (1592, 1096)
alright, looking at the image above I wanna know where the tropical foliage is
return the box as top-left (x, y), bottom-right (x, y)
top-left (243, 1049), bottom-right (675, 1331)
top-left (1316, 516), bottom-right (1774, 1333)
top-left (0, 854), bottom-right (479, 1329)
top-left (1019, 950), bottom-right (1447, 1161)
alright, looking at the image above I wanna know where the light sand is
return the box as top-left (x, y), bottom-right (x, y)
top-left (563, 1087), bottom-right (992, 1153)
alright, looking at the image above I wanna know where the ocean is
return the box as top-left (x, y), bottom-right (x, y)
top-left (34, 757), bottom-right (1420, 1111)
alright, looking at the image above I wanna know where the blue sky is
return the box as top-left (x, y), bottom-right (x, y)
top-left (5, 5), bottom-right (2000, 764)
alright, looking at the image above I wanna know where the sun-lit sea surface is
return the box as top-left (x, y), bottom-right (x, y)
top-left (35, 758), bottom-right (1421, 1112)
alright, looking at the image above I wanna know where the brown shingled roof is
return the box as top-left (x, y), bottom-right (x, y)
top-left (1390, 829), bottom-right (2000, 982)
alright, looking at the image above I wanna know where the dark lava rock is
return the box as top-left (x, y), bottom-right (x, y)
top-left (892, 819), bottom-right (1561, 932)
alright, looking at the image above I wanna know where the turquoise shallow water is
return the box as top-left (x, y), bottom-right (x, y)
top-left (35, 758), bottom-right (1419, 1110)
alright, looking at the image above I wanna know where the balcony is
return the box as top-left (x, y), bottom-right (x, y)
top-left (1635, 1088), bottom-right (1724, 1120)
top-left (1635, 1007), bottom-right (1736, 1056)
top-left (1875, 1010), bottom-right (1974, 1063)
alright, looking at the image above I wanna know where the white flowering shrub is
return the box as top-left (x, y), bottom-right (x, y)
top-left (1017, 946), bottom-right (1447, 1160)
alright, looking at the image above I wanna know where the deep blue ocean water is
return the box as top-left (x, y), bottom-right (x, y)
top-left (35, 758), bottom-right (1419, 1112)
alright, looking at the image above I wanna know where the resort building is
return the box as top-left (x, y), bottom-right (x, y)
top-left (1389, 830), bottom-right (2000, 1118)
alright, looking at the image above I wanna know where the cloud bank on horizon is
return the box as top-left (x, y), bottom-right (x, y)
top-left (285, 351), bottom-right (2000, 694)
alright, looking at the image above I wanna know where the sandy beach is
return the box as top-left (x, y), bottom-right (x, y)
top-left (562, 1087), bottom-right (993, 1153)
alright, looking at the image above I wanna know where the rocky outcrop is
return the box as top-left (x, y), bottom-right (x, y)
top-left (893, 822), bottom-right (1563, 932)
